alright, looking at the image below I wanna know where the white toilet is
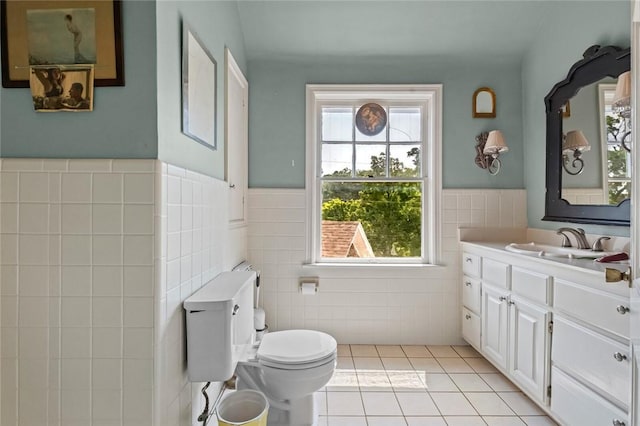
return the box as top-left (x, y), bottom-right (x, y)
top-left (184, 271), bottom-right (337, 426)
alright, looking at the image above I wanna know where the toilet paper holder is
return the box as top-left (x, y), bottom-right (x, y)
top-left (299, 277), bottom-right (319, 294)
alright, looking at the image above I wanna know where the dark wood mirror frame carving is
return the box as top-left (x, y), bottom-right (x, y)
top-left (543, 45), bottom-right (631, 226)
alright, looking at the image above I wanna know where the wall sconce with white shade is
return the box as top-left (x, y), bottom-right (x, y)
top-left (613, 71), bottom-right (631, 117)
top-left (475, 130), bottom-right (508, 175)
top-left (612, 71), bottom-right (632, 152)
top-left (562, 130), bottom-right (590, 175)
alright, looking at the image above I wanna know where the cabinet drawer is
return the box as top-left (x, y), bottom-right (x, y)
top-left (482, 258), bottom-right (511, 289)
top-left (462, 276), bottom-right (481, 314)
top-left (551, 366), bottom-right (628, 426)
top-left (511, 267), bottom-right (550, 305)
top-left (551, 316), bottom-right (629, 407)
top-left (462, 252), bottom-right (481, 277)
top-left (554, 279), bottom-right (630, 338)
top-left (462, 308), bottom-right (480, 349)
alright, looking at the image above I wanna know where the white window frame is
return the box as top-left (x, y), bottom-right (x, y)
top-left (305, 84), bottom-right (442, 265)
top-left (599, 83), bottom-right (632, 204)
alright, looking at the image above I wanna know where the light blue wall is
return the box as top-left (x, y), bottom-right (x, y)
top-left (522, 1), bottom-right (630, 236)
top-left (156, 1), bottom-right (247, 179)
top-left (248, 57), bottom-right (524, 189)
top-left (0, 0), bottom-right (158, 158)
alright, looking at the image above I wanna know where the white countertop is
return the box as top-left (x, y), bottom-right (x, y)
top-left (460, 241), bottom-right (629, 275)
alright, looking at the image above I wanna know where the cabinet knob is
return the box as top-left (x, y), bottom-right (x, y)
top-left (465, 314), bottom-right (471, 320)
top-left (499, 296), bottom-right (508, 302)
top-left (613, 352), bottom-right (627, 362)
top-left (232, 304), bottom-right (240, 316)
top-left (508, 300), bottom-right (515, 306)
top-left (616, 305), bottom-right (630, 315)
top-left (229, 183), bottom-right (236, 189)
top-left (465, 257), bottom-right (473, 263)
top-left (465, 281), bottom-right (472, 287)
top-left (612, 420), bottom-right (625, 426)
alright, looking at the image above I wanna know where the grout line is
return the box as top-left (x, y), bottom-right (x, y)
top-left (324, 345), bottom-right (556, 425)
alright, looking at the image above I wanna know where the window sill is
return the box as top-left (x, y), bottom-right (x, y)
top-left (302, 262), bottom-right (445, 270)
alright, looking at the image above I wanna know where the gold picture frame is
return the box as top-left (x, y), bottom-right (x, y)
top-left (472, 87), bottom-right (496, 118)
top-left (1, 0), bottom-right (124, 88)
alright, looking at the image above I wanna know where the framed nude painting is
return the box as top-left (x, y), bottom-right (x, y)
top-left (1, 0), bottom-right (124, 88)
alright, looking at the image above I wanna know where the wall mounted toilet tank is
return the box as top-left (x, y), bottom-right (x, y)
top-left (184, 271), bottom-right (256, 382)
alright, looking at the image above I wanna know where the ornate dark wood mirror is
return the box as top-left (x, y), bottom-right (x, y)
top-left (543, 45), bottom-right (631, 226)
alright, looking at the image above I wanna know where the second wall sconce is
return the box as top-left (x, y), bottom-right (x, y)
top-left (475, 130), bottom-right (508, 175)
top-left (562, 130), bottom-right (590, 175)
top-left (613, 71), bottom-right (632, 152)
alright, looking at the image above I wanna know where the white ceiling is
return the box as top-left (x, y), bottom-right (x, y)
top-left (235, 1), bottom-right (566, 61)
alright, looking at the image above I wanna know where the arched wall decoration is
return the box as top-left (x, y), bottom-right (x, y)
top-left (472, 87), bottom-right (496, 118)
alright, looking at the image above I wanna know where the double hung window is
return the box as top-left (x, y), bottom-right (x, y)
top-left (306, 85), bottom-right (442, 264)
top-left (599, 84), bottom-right (631, 204)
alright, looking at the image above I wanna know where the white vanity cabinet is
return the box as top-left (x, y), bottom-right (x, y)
top-left (463, 248), bottom-right (552, 404)
top-left (460, 241), bottom-right (630, 422)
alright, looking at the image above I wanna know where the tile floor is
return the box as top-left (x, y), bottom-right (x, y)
top-left (315, 344), bottom-right (558, 426)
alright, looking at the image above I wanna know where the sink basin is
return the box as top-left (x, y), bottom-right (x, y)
top-left (504, 242), bottom-right (614, 259)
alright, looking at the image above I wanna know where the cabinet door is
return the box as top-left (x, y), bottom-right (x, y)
top-left (462, 308), bottom-right (481, 350)
top-left (482, 284), bottom-right (509, 370)
top-left (508, 295), bottom-right (549, 403)
top-left (226, 48), bottom-right (249, 226)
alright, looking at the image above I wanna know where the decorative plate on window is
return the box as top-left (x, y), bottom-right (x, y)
top-left (355, 103), bottom-right (387, 136)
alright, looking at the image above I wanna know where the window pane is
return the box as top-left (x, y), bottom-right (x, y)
top-left (322, 107), bottom-right (353, 141)
top-left (322, 144), bottom-right (352, 177)
top-left (356, 144), bottom-right (386, 177)
top-left (390, 107), bottom-right (421, 142)
top-left (608, 181), bottom-right (631, 205)
top-left (389, 145), bottom-right (420, 177)
top-left (321, 182), bottom-right (422, 258)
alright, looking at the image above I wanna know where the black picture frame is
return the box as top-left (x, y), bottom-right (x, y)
top-left (1, 0), bottom-right (124, 88)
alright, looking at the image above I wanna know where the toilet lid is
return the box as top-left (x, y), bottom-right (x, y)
top-left (257, 330), bottom-right (337, 365)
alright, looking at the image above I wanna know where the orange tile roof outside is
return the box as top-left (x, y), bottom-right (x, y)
top-left (321, 220), bottom-right (374, 258)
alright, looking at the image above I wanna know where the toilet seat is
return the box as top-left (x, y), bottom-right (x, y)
top-left (257, 329), bottom-right (337, 370)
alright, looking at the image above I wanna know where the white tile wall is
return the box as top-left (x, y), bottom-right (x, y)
top-left (1, 158), bottom-right (522, 424)
top-left (1, 159), bottom-right (246, 426)
top-left (247, 188), bottom-right (527, 345)
top-left (0, 159), bottom-right (157, 426)
top-left (154, 163), bottom-right (238, 426)
top-left (559, 188), bottom-right (606, 205)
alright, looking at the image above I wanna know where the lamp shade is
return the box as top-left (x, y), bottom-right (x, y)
top-left (613, 71), bottom-right (631, 109)
top-left (483, 130), bottom-right (509, 154)
top-left (563, 130), bottom-right (590, 153)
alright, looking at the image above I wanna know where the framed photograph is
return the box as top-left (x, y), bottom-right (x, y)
top-left (30, 65), bottom-right (94, 112)
top-left (182, 26), bottom-right (217, 150)
top-left (1, 0), bottom-right (124, 88)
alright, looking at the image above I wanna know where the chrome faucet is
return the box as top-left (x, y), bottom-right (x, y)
top-left (556, 227), bottom-right (590, 249)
